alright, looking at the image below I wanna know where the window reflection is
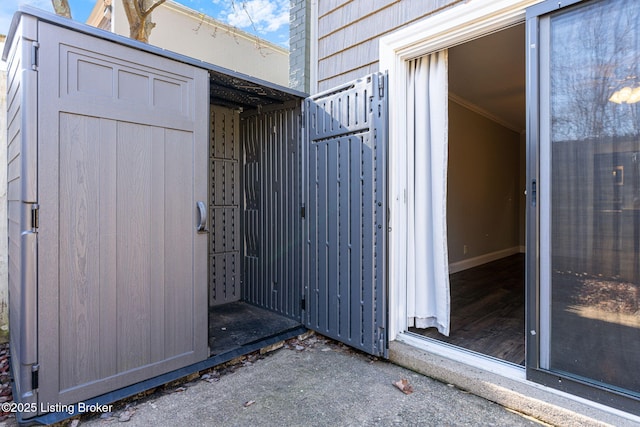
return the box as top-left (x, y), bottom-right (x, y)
top-left (549, 0), bottom-right (640, 394)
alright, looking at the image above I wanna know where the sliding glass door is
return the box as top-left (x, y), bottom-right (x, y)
top-left (528, 0), bottom-right (640, 413)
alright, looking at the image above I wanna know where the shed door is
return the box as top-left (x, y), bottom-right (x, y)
top-left (36, 23), bottom-right (209, 409)
top-left (304, 73), bottom-right (388, 357)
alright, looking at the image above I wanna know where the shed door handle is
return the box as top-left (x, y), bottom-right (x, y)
top-left (196, 201), bottom-right (207, 232)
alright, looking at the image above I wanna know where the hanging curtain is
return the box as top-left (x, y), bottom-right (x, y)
top-left (406, 51), bottom-right (451, 336)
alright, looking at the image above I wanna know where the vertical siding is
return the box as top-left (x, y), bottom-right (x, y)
top-left (316, 0), bottom-right (463, 90)
top-left (304, 73), bottom-right (387, 355)
top-left (55, 117), bottom-right (201, 389)
top-left (209, 106), bottom-right (241, 306)
top-left (241, 103), bottom-right (302, 320)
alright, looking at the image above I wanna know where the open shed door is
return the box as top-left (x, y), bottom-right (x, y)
top-left (35, 22), bottom-right (208, 410)
top-left (304, 73), bottom-right (388, 357)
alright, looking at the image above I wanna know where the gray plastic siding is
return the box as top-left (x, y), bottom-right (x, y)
top-left (303, 73), bottom-right (388, 356)
top-left (241, 103), bottom-right (302, 320)
top-left (315, 0), bottom-right (463, 91)
top-left (5, 16), bottom-right (37, 406)
top-left (209, 106), bottom-right (242, 306)
top-left (5, 19), bottom-right (23, 399)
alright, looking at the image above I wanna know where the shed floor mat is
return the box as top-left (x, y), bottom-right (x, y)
top-left (208, 302), bottom-right (301, 355)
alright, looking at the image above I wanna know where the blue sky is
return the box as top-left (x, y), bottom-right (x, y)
top-left (0, 0), bottom-right (290, 47)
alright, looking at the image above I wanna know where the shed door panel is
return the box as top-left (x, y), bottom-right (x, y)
top-left (304, 73), bottom-right (388, 357)
top-left (37, 23), bottom-right (208, 408)
top-left (241, 104), bottom-right (303, 319)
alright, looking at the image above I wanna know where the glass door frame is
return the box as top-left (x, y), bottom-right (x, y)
top-left (526, 0), bottom-right (640, 415)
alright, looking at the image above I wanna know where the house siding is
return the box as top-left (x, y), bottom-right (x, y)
top-left (315, 0), bottom-right (463, 91)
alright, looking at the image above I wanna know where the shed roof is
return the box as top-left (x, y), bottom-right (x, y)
top-left (2, 6), bottom-right (307, 110)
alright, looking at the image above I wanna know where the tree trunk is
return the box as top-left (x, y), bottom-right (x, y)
top-left (122, 0), bottom-right (166, 43)
top-left (51, 0), bottom-right (72, 19)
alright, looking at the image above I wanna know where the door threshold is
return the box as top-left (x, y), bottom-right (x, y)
top-left (391, 333), bottom-right (640, 427)
top-left (398, 332), bottom-right (525, 379)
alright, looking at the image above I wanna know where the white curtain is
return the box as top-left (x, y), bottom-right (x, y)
top-left (406, 51), bottom-right (451, 336)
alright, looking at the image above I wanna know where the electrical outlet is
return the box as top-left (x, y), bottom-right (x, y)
top-left (463, 245), bottom-right (468, 255)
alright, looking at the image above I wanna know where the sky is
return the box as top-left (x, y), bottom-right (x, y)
top-left (0, 0), bottom-right (290, 47)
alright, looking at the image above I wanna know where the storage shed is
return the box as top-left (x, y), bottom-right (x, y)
top-left (3, 7), bottom-right (388, 423)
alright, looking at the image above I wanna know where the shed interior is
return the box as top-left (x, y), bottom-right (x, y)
top-left (205, 72), bottom-right (305, 356)
top-left (2, 9), bottom-right (310, 422)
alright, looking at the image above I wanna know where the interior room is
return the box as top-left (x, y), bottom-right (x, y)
top-left (409, 24), bottom-right (527, 365)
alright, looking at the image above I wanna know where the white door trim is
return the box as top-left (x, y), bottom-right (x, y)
top-left (379, 0), bottom-right (544, 341)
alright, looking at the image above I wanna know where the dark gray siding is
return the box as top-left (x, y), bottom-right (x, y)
top-left (209, 106), bottom-right (242, 306)
top-left (241, 102), bottom-right (303, 319)
top-left (315, 0), bottom-right (463, 90)
top-left (303, 73), bottom-right (388, 356)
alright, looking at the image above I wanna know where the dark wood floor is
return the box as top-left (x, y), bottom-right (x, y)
top-left (409, 254), bottom-right (525, 365)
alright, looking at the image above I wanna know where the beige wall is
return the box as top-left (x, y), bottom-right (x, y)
top-left (106, 1), bottom-right (289, 86)
top-left (447, 100), bottom-right (522, 264)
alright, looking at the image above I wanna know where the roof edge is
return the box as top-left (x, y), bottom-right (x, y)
top-left (2, 6), bottom-right (307, 99)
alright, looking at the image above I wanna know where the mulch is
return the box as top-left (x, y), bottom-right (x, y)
top-left (0, 341), bottom-right (13, 423)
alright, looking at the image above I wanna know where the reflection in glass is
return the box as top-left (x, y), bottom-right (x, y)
top-left (549, 0), bottom-right (640, 394)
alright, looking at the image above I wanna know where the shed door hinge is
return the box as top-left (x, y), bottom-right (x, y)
top-left (300, 204), bottom-right (305, 219)
top-left (300, 298), bottom-right (305, 311)
top-left (31, 41), bottom-right (39, 71)
top-left (31, 364), bottom-right (39, 390)
top-left (31, 204), bottom-right (39, 231)
top-left (376, 327), bottom-right (386, 355)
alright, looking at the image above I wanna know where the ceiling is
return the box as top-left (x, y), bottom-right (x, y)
top-left (448, 24), bottom-right (526, 132)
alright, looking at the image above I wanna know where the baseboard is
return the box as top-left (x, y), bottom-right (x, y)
top-left (449, 246), bottom-right (521, 274)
